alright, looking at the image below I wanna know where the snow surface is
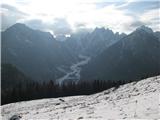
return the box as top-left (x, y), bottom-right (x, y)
top-left (56, 55), bottom-right (90, 84)
top-left (1, 76), bottom-right (160, 120)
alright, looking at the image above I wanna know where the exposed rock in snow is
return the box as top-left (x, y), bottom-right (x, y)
top-left (1, 76), bottom-right (160, 119)
top-left (9, 115), bottom-right (21, 120)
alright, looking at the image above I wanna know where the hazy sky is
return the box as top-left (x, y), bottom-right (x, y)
top-left (1, 0), bottom-right (160, 35)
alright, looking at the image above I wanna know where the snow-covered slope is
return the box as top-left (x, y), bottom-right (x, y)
top-left (1, 76), bottom-right (160, 119)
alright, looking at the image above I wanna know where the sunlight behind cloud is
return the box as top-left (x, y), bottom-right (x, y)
top-left (1, 0), bottom-right (160, 35)
top-left (140, 8), bottom-right (160, 31)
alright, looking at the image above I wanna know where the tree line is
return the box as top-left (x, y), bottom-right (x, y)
top-left (2, 78), bottom-right (137, 105)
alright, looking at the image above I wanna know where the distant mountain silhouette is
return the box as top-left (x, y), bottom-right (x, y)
top-left (81, 26), bottom-right (160, 81)
top-left (1, 23), bottom-right (77, 81)
top-left (64, 27), bottom-right (126, 57)
top-left (2, 24), bottom-right (160, 83)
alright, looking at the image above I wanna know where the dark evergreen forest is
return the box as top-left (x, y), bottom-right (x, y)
top-left (1, 64), bottom-right (150, 105)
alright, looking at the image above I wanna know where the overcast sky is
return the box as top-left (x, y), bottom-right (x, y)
top-left (1, 0), bottom-right (160, 35)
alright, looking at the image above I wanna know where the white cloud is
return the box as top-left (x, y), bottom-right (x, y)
top-left (1, 0), bottom-right (160, 34)
top-left (0, 3), bottom-right (28, 31)
top-left (139, 8), bottom-right (160, 31)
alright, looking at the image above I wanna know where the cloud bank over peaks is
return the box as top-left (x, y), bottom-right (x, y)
top-left (1, 0), bottom-right (159, 35)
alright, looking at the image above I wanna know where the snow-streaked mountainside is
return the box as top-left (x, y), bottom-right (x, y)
top-left (1, 75), bottom-right (160, 120)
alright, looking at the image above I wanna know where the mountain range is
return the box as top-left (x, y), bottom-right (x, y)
top-left (1, 23), bottom-right (160, 83)
top-left (2, 23), bottom-right (78, 81)
top-left (81, 26), bottom-right (160, 81)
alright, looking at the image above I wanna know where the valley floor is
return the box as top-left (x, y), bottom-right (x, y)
top-left (1, 76), bottom-right (160, 120)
